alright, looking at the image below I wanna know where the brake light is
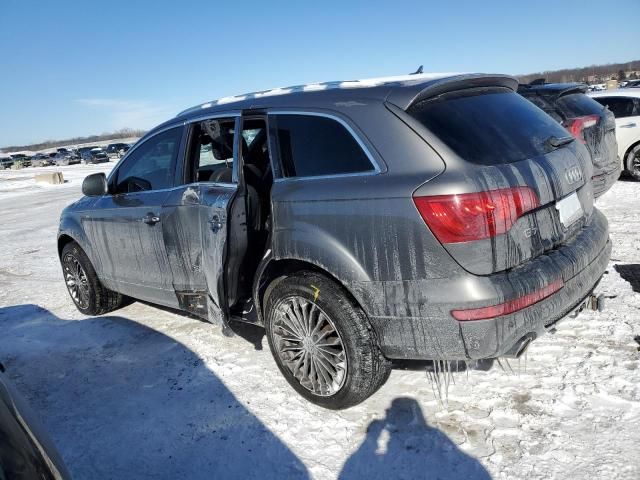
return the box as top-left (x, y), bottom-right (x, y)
top-left (451, 278), bottom-right (564, 321)
top-left (564, 115), bottom-right (598, 144)
top-left (413, 187), bottom-right (540, 244)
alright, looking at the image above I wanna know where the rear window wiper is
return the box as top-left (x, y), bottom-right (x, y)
top-left (546, 135), bottom-right (574, 149)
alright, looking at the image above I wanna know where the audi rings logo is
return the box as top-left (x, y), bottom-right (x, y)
top-left (564, 165), bottom-right (583, 185)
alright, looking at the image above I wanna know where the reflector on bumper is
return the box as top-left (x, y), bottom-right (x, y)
top-left (451, 278), bottom-right (564, 321)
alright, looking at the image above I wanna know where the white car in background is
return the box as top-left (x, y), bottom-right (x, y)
top-left (589, 89), bottom-right (640, 180)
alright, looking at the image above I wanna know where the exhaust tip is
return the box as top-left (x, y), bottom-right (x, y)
top-left (503, 334), bottom-right (535, 359)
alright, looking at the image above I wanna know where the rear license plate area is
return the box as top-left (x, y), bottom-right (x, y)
top-left (556, 192), bottom-right (583, 228)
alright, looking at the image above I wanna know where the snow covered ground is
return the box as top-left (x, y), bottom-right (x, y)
top-left (0, 164), bottom-right (638, 479)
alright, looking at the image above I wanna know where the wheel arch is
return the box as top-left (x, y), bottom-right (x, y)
top-left (253, 255), bottom-right (369, 327)
top-left (57, 233), bottom-right (77, 258)
top-left (624, 139), bottom-right (640, 171)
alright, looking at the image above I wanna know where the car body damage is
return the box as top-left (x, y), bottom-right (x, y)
top-left (58, 73), bottom-right (611, 406)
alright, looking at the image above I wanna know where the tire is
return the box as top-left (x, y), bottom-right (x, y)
top-left (625, 143), bottom-right (640, 181)
top-left (264, 271), bottom-right (390, 409)
top-left (61, 241), bottom-right (123, 315)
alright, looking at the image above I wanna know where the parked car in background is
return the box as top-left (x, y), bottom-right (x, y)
top-left (81, 147), bottom-right (109, 164)
top-left (53, 151), bottom-right (81, 166)
top-left (77, 146), bottom-right (99, 159)
top-left (0, 157), bottom-right (13, 169)
top-left (57, 147), bottom-right (80, 161)
top-left (59, 73), bottom-right (610, 408)
top-left (589, 89), bottom-right (640, 180)
top-left (0, 363), bottom-right (71, 479)
top-left (10, 154), bottom-right (31, 167)
top-left (621, 79), bottom-right (640, 89)
top-left (30, 153), bottom-right (53, 167)
top-left (105, 142), bottom-right (130, 159)
top-left (519, 81), bottom-right (620, 198)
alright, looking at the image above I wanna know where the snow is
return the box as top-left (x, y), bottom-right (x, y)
top-left (0, 165), bottom-right (639, 479)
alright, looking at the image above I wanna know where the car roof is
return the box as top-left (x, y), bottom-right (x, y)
top-left (517, 82), bottom-right (587, 97)
top-left (588, 88), bottom-right (640, 99)
top-left (128, 73), bottom-right (515, 143)
top-left (173, 72), bottom-right (517, 118)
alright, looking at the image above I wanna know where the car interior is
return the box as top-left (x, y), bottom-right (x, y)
top-left (186, 117), bottom-right (274, 313)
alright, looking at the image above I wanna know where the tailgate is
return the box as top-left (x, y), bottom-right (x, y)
top-left (406, 86), bottom-right (596, 275)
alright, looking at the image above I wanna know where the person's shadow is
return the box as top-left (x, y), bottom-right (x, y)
top-left (339, 397), bottom-right (491, 480)
top-left (0, 304), bottom-right (308, 479)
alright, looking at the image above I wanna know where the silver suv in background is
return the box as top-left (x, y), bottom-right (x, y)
top-left (58, 74), bottom-right (610, 408)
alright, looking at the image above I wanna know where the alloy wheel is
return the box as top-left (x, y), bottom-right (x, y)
top-left (63, 253), bottom-right (90, 310)
top-left (272, 296), bottom-right (347, 396)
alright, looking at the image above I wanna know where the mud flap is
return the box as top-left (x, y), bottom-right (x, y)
top-left (207, 294), bottom-right (235, 337)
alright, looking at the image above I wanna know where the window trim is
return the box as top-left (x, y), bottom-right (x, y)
top-left (267, 110), bottom-right (382, 182)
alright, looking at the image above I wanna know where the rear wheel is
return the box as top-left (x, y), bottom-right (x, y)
top-left (626, 143), bottom-right (640, 181)
top-left (264, 271), bottom-right (390, 409)
top-left (61, 241), bottom-right (123, 315)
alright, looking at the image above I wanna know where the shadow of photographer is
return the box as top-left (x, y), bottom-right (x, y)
top-left (339, 397), bottom-right (490, 480)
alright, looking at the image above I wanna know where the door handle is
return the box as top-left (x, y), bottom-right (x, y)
top-left (208, 215), bottom-right (223, 233)
top-left (143, 213), bottom-right (161, 225)
top-left (620, 123), bottom-right (637, 128)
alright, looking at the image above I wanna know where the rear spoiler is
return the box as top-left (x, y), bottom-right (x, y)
top-left (386, 73), bottom-right (519, 110)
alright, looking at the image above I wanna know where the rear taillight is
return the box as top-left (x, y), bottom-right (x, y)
top-left (451, 278), bottom-right (564, 321)
top-left (413, 187), bottom-right (540, 244)
top-left (564, 115), bottom-right (598, 143)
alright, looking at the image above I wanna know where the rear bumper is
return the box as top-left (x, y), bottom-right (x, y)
top-left (364, 209), bottom-right (611, 360)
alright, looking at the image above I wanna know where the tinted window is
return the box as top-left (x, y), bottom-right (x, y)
top-left (556, 93), bottom-right (604, 117)
top-left (519, 93), bottom-right (563, 122)
top-left (408, 88), bottom-right (570, 165)
top-left (593, 97), bottom-right (637, 118)
top-left (114, 127), bottom-right (182, 193)
top-left (271, 114), bottom-right (373, 178)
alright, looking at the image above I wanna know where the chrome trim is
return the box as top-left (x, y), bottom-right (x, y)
top-left (267, 109), bottom-right (383, 182)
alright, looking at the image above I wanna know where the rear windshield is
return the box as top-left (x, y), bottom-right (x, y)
top-left (556, 93), bottom-right (604, 118)
top-left (407, 87), bottom-right (570, 165)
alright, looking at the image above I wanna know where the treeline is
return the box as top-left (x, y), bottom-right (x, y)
top-left (1, 128), bottom-right (147, 153)
top-left (518, 60), bottom-right (640, 85)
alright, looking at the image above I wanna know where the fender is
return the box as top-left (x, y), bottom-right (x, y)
top-left (252, 224), bottom-right (372, 324)
top-left (57, 209), bottom-right (103, 281)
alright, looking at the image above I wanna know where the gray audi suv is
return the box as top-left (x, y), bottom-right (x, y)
top-left (58, 73), bottom-right (611, 408)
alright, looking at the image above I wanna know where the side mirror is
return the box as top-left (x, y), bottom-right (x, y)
top-left (82, 172), bottom-right (108, 197)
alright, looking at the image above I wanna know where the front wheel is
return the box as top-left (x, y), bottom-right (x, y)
top-left (264, 271), bottom-right (390, 409)
top-left (61, 241), bottom-right (124, 315)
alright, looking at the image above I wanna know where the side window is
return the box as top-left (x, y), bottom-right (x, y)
top-left (114, 127), bottom-right (182, 194)
top-left (594, 97), bottom-right (635, 118)
top-left (187, 118), bottom-right (235, 183)
top-left (271, 114), bottom-right (374, 178)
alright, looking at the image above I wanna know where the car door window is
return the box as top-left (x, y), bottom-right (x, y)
top-left (593, 97), bottom-right (635, 118)
top-left (114, 126), bottom-right (183, 194)
top-left (186, 118), bottom-right (236, 183)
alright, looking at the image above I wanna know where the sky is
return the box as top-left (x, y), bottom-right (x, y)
top-left (1, 0), bottom-right (638, 147)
